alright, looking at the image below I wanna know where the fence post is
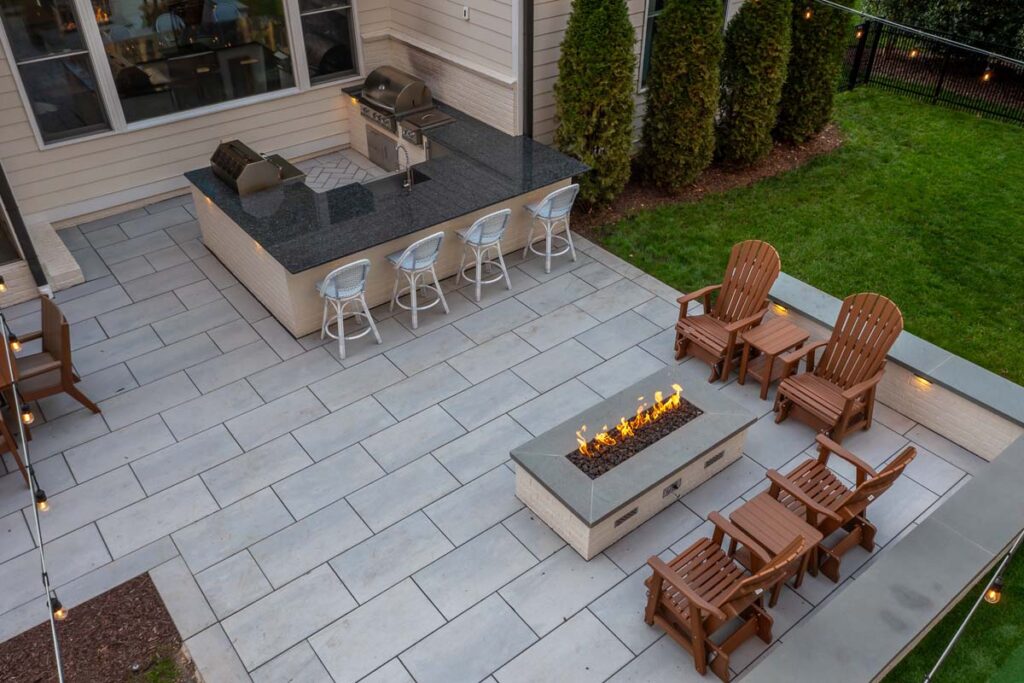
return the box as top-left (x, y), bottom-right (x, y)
top-left (863, 21), bottom-right (883, 85)
top-left (932, 47), bottom-right (952, 103)
top-left (847, 21), bottom-right (871, 90)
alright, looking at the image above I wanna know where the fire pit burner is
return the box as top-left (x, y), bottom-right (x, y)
top-left (568, 387), bottom-right (703, 479)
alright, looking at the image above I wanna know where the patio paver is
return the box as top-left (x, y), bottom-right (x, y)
top-left (0, 213), bottom-right (985, 682)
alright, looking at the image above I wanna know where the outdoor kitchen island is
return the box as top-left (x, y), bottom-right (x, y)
top-left (184, 101), bottom-right (587, 337)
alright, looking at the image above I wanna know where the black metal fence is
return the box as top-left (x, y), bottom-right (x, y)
top-left (841, 19), bottom-right (1024, 125)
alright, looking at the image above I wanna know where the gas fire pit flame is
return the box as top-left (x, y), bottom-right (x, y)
top-left (576, 384), bottom-right (683, 458)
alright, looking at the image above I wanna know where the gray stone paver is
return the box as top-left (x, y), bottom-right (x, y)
top-left (1, 213), bottom-right (976, 683)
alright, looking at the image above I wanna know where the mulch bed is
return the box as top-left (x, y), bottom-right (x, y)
top-left (566, 399), bottom-right (703, 479)
top-left (571, 124), bottom-right (844, 238)
top-left (0, 574), bottom-right (196, 683)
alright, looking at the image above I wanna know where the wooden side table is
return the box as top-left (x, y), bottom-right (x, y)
top-left (738, 317), bottom-right (811, 400)
top-left (728, 492), bottom-right (824, 606)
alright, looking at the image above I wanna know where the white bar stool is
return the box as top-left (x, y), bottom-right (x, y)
top-left (388, 231), bottom-right (449, 329)
top-left (456, 208), bottom-right (513, 302)
top-left (316, 258), bottom-right (381, 360)
top-left (523, 183), bottom-right (581, 274)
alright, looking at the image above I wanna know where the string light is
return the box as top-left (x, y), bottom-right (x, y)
top-left (984, 577), bottom-right (1004, 604)
top-left (49, 592), bottom-right (67, 621)
top-left (0, 276), bottom-right (6, 293)
top-left (855, 24), bottom-right (865, 41)
top-left (21, 404), bottom-right (34, 425)
top-left (35, 489), bottom-right (48, 512)
top-left (982, 65), bottom-right (994, 82)
top-left (8, 333), bottom-right (20, 352)
top-left (802, 5), bottom-right (813, 20)
top-left (909, 48), bottom-right (920, 59)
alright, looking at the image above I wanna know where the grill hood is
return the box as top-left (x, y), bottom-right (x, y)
top-left (361, 66), bottom-right (433, 116)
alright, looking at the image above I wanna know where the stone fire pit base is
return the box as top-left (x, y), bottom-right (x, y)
top-left (511, 367), bottom-right (755, 560)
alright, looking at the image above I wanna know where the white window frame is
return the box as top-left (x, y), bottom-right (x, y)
top-left (0, 0), bottom-right (365, 151)
top-left (636, 0), bottom-right (665, 94)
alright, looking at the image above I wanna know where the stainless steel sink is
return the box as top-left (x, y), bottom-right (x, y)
top-left (365, 168), bottom-right (430, 198)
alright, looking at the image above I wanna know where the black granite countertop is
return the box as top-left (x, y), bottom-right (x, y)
top-left (184, 103), bottom-right (588, 273)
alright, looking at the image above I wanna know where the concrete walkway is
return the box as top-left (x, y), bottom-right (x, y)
top-left (0, 196), bottom-right (984, 682)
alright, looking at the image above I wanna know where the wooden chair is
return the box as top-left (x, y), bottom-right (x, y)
top-left (766, 434), bottom-right (917, 582)
top-left (675, 240), bottom-right (781, 382)
top-left (644, 512), bottom-right (803, 681)
top-left (14, 297), bottom-right (99, 414)
top-left (773, 292), bottom-right (902, 443)
top-left (0, 339), bottom-right (29, 486)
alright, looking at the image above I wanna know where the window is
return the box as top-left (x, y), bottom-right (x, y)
top-left (298, 0), bottom-right (357, 84)
top-left (0, 0), bottom-right (110, 143)
top-left (639, 0), bottom-right (665, 88)
top-left (90, 0), bottom-right (296, 123)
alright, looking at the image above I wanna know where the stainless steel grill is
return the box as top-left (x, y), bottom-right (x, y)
top-left (210, 140), bottom-right (305, 196)
top-left (359, 66), bottom-right (435, 134)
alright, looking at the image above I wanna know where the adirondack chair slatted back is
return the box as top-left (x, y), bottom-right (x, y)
top-left (713, 240), bottom-right (781, 324)
top-left (39, 297), bottom-right (68, 365)
top-left (721, 537), bottom-right (803, 607)
top-left (815, 293), bottom-right (903, 389)
top-left (838, 446), bottom-right (916, 511)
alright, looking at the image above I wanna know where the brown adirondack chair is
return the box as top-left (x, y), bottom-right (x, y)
top-left (766, 434), bottom-right (917, 582)
top-left (644, 512), bottom-right (803, 682)
top-left (774, 292), bottom-right (902, 443)
top-left (14, 297), bottom-right (99, 413)
top-left (675, 240), bottom-right (781, 383)
top-left (0, 338), bottom-right (29, 486)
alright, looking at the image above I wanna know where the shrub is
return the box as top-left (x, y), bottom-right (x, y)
top-left (865, 0), bottom-right (1024, 53)
top-left (716, 0), bottom-right (792, 167)
top-left (554, 0), bottom-right (636, 206)
top-left (775, 0), bottom-right (853, 143)
top-left (640, 0), bottom-right (724, 192)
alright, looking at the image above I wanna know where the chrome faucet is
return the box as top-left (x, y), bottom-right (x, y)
top-left (396, 143), bottom-right (413, 191)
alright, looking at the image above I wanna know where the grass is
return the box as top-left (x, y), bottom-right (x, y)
top-left (884, 546), bottom-right (1024, 682)
top-left (595, 88), bottom-right (1024, 384)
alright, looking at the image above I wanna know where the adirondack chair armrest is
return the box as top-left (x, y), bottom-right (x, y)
top-left (676, 284), bottom-right (720, 318)
top-left (708, 511), bottom-right (773, 566)
top-left (647, 556), bottom-right (727, 620)
top-left (840, 370), bottom-right (885, 401)
top-left (815, 434), bottom-right (878, 479)
top-left (723, 306), bottom-right (769, 333)
top-left (765, 470), bottom-right (843, 523)
top-left (777, 340), bottom-right (827, 382)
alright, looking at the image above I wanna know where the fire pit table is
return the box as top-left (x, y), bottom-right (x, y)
top-left (511, 366), bottom-right (756, 560)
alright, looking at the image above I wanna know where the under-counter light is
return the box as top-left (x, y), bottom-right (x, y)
top-left (0, 276), bottom-right (6, 293)
top-left (771, 303), bottom-right (788, 316)
top-left (913, 375), bottom-right (932, 389)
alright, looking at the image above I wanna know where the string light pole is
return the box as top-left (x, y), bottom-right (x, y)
top-left (0, 306), bottom-right (66, 682)
top-left (923, 527), bottom-right (1024, 683)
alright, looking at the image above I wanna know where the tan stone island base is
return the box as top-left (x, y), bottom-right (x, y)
top-left (190, 179), bottom-right (569, 338)
top-left (516, 430), bottom-right (747, 560)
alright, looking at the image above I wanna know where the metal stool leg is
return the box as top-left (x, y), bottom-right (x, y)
top-left (496, 247), bottom-right (512, 291)
top-left (432, 265), bottom-right (450, 313)
top-left (320, 299), bottom-right (329, 339)
top-left (390, 276), bottom-right (399, 312)
top-left (544, 220), bottom-right (553, 273)
top-left (335, 299), bottom-right (346, 359)
top-left (361, 294), bottom-right (382, 344)
top-left (409, 270), bottom-right (419, 329)
top-left (523, 222), bottom-right (534, 260)
top-left (474, 247), bottom-right (484, 302)
top-left (563, 219), bottom-right (577, 262)
top-left (456, 248), bottom-right (467, 286)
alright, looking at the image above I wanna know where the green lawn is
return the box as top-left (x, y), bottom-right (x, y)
top-left (595, 88), bottom-right (1024, 385)
top-left (884, 547), bottom-right (1024, 682)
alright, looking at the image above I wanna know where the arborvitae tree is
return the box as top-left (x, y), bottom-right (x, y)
top-left (775, 0), bottom-right (852, 143)
top-left (640, 0), bottom-right (724, 192)
top-left (716, 0), bottom-right (792, 167)
top-left (554, 0), bottom-right (636, 206)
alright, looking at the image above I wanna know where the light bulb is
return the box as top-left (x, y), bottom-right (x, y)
top-left (0, 276), bottom-right (6, 292)
top-left (984, 578), bottom-right (1003, 604)
top-left (50, 595), bottom-right (67, 621)
top-left (20, 405), bottom-right (34, 425)
top-left (35, 489), bottom-right (48, 512)
top-left (8, 334), bottom-right (20, 352)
